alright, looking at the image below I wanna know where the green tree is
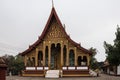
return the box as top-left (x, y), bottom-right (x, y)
top-left (104, 25), bottom-right (120, 74)
top-left (13, 55), bottom-right (24, 75)
top-left (114, 26), bottom-right (120, 64)
top-left (2, 54), bottom-right (24, 75)
top-left (89, 47), bottom-right (98, 70)
top-left (2, 54), bottom-right (15, 75)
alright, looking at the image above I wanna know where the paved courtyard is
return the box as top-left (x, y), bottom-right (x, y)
top-left (6, 74), bottom-right (120, 80)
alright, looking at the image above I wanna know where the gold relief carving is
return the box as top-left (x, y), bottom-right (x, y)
top-left (45, 23), bottom-right (65, 39)
top-left (38, 44), bottom-right (43, 49)
top-left (43, 41), bottom-right (45, 44)
top-left (61, 40), bottom-right (63, 43)
top-left (49, 41), bottom-right (51, 43)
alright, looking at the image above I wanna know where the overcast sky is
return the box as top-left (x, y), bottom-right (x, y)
top-left (0, 0), bottom-right (120, 62)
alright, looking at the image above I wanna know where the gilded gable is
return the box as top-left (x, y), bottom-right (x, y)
top-left (44, 18), bottom-right (66, 40)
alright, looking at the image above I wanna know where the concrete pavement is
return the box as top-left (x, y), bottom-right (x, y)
top-left (6, 74), bottom-right (120, 80)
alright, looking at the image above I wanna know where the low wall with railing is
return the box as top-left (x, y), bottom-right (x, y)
top-left (23, 66), bottom-right (90, 77)
top-left (62, 66), bottom-right (90, 77)
top-left (25, 66), bottom-right (49, 70)
top-left (62, 66), bottom-right (89, 70)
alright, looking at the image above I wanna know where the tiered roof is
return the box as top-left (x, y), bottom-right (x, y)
top-left (20, 7), bottom-right (92, 56)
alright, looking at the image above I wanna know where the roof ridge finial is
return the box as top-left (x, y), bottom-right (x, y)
top-left (52, 0), bottom-right (54, 8)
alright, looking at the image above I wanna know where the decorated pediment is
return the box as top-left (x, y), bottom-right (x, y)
top-left (44, 19), bottom-right (66, 40)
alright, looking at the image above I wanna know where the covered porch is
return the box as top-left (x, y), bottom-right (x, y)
top-left (24, 42), bottom-right (90, 70)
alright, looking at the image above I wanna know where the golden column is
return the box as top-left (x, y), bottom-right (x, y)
top-left (35, 48), bottom-right (38, 66)
top-left (74, 47), bottom-right (77, 66)
top-left (24, 55), bottom-right (27, 66)
top-left (61, 41), bottom-right (63, 68)
top-left (48, 41), bottom-right (51, 69)
top-left (66, 41), bottom-right (69, 66)
top-left (43, 41), bottom-right (45, 66)
top-left (87, 54), bottom-right (90, 66)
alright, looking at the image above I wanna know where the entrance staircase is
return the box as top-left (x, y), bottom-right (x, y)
top-left (45, 70), bottom-right (60, 78)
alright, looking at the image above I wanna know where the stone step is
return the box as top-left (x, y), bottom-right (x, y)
top-left (45, 70), bottom-right (59, 78)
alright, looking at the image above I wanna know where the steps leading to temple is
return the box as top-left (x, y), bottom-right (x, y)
top-left (45, 70), bottom-right (60, 78)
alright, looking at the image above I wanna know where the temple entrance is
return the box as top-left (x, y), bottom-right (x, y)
top-left (50, 43), bottom-right (61, 69)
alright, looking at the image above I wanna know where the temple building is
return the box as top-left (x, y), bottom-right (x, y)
top-left (19, 7), bottom-right (92, 77)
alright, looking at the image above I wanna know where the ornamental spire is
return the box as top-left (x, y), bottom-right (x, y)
top-left (52, 0), bottom-right (54, 8)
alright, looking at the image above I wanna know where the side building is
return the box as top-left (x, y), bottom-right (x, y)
top-left (19, 7), bottom-right (92, 77)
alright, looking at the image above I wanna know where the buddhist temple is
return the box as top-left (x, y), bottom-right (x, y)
top-left (19, 6), bottom-right (92, 77)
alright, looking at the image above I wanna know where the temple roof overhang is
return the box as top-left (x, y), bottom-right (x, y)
top-left (19, 7), bottom-right (92, 56)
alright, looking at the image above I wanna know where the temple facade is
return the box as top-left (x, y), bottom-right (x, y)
top-left (20, 7), bottom-right (92, 77)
